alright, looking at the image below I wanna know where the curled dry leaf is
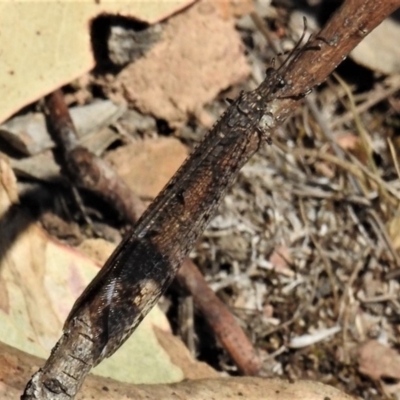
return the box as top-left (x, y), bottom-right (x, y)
top-left (108, 0), bottom-right (250, 127)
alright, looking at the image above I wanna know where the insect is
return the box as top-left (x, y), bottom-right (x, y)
top-left (24, 15), bottom-right (322, 400)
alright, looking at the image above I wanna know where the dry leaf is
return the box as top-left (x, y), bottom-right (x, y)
top-left (335, 133), bottom-right (360, 151)
top-left (358, 340), bottom-right (400, 381)
top-left (0, 100), bottom-right (125, 156)
top-left (0, 0), bottom-right (195, 124)
top-left (108, 0), bottom-right (250, 127)
top-left (104, 137), bottom-right (188, 198)
top-left (213, 0), bottom-right (254, 19)
top-left (351, 13), bottom-right (400, 74)
top-left (269, 245), bottom-right (294, 277)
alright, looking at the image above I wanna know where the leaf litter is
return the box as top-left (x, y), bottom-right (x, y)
top-left (183, 3), bottom-right (400, 399)
top-left (1, 0), bottom-right (400, 399)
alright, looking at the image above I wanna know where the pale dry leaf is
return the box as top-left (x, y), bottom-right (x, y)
top-left (351, 13), bottom-right (400, 74)
top-left (292, 9), bottom-right (400, 74)
top-left (104, 137), bottom-right (188, 198)
top-left (0, 100), bottom-right (125, 156)
top-left (109, 0), bottom-right (250, 127)
top-left (269, 244), bottom-right (294, 277)
top-left (10, 150), bottom-right (60, 181)
top-left (357, 340), bottom-right (400, 381)
top-left (0, 0), bottom-right (195, 124)
top-left (335, 133), bottom-right (360, 151)
top-left (213, 0), bottom-right (254, 19)
top-left (122, 377), bottom-right (356, 400)
top-left (0, 155), bottom-right (19, 206)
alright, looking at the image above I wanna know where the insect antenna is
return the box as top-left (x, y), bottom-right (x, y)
top-left (275, 16), bottom-right (308, 75)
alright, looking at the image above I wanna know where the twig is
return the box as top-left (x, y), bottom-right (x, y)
top-left (178, 259), bottom-right (262, 374)
top-left (388, 137), bottom-right (400, 180)
top-left (46, 89), bottom-right (146, 223)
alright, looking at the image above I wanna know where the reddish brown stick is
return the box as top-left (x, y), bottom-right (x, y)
top-left (178, 259), bottom-right (260, 373)
top-left (46, 89), bottom-right (146, 222)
